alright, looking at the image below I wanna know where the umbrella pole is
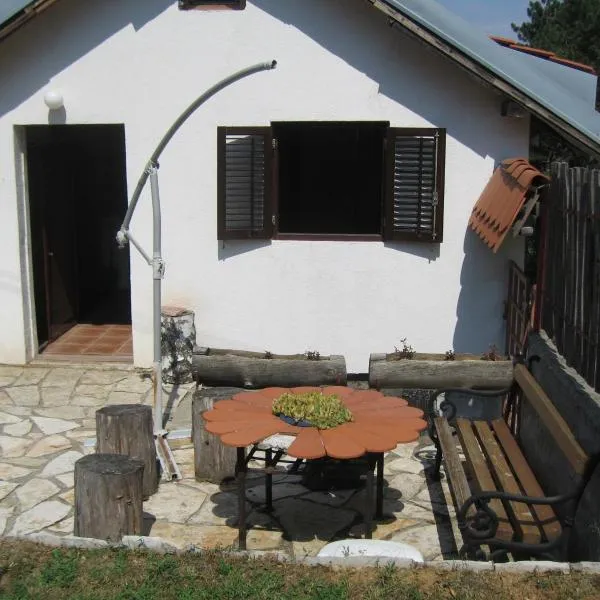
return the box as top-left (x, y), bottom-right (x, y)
top-left (149, 165), bottom-right (165, 435)
top-left (149, 165), bottom-right (182, 481)
top-left (116, 61), bottom-right (277, 481)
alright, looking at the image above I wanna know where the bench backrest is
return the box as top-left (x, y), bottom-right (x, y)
top-left (514, 363), bottom-right (588, 476)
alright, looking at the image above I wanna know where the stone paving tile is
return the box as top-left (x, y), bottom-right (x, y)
top-left (55, 473), bottom-right (75, 488)
top-left (143, 483), bottom-right (207, 523)
top-left (0, 367), bottom-right (23, 387)
top-left (40, 388), bottom-right (73, 407)
top-left (0, 435), bottom-right (32, 458)
top-left (1, 406), bottom-right (32, 417)
top-left (391, 523), bottom-right (456, 561)
top-left (106, 391), bottom-right (143, 405)
top-left (79, 371), bottom-right (129, 386)
top-left (70, 394), bottom-right (106, 406)
top-left (73, 385), bottom-right (111, 399)
top-left (4, 420), bottom-right (32, 436)
top-left (6, 386), bottom-right (40, 406)
top-left (0, 507), bottom-right (15, 535)
top-left (149, 522), bottom-right (238, 550)
top-left (47, 516), bottom-right (74, 534)
top-left (41, 451), bottom-right (83, 477)
top-left (0, 411), bottom-right (22, 425)
top-left (41, 368), bottom-right (82, 388)
top-left (114, 375), bottom-right (153, 394)
top-left (27, 435), bottom-right (72, 457)
top-left (0, 463), bottom-right (33, 480)
top-left (6, 456), bottom-right (47, 469)
top-left (0, 481), bottom-right (18, 501)
top-left (15, 478), bottom-right (61, 511)
top-left (0, 390), bottom-right (13, 405)
top-left (30, 416), bottom-right (79, 436)
top-left (10, 500), bottom-right (71, 536)
top-left (34, 406), bottom-right (88, 420)
top-left (12, 368), bottom-right (50, 387)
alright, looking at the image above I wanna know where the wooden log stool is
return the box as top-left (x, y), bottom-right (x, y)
top-left (74, 453), bottom-right (144, 541)
top-left (96, 404), bottom-right (158, 498)
top-left (192, 392), bottom-right (237, 483)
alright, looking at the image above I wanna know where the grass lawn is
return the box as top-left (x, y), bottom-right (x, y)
top-left (0, 541), bottom-right (599, 600)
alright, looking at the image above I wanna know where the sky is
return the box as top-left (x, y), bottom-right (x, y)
top-left (435, 0), bottom-right (531, 39)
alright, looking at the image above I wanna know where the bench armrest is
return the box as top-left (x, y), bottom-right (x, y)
top-left (428, 386), bottom-right (512, 422)
top-left (457, 488), bottom-right (578, 540)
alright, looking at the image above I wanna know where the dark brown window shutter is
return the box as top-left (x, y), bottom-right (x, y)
top-left (384, 128), bottom-right (446, 242)
top-left (217, 127), bottom-right (274, 240)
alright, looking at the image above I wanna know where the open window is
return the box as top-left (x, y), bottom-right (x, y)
top-left (217, 123), bottom-right (445, 242)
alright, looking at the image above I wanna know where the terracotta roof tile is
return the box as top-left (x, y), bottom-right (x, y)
top-left (489, 35), bottom-right (518, 47)
top-left (489, 36), bottom-right (597, 75)
top-left (469, 158), bottom-right (548, 253)
top-left (548, 56), bottom-right (597, 74)
top-left (509, 44), bottom-right (555, 59)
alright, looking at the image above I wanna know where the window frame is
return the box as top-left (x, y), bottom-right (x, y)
top-left (217, 123), bottom-right (446, 243)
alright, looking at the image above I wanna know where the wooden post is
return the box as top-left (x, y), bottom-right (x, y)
top-left (192, 393), bottom-right (237, 483)
top-left (96, 404), bottom-right (158, 498)
top-left (74, 454), bottom-right (144, 542)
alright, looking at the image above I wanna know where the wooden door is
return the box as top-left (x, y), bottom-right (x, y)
top-left (27, 131), bottom-right (79, 347)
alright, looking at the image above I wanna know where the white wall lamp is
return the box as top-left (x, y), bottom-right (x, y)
top-left (44, 90), bottom-right (64, 110)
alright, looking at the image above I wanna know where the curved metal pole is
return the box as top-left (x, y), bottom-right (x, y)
top-left (115, 61), bottom-right (277, 463)
top-left (118, 60), bottom-right (277, 239)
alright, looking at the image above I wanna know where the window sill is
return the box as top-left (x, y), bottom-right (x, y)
top-left (274, 233), bottom-right (383, 242)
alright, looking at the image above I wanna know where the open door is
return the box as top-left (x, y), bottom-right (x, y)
top-left (27, 133), bottom-right (79, 345)
top-left (26, 125), bottom-right (131, 353)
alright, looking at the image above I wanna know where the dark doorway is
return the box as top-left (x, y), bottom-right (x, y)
top-left (273, 121), bottom-right (386, 235)
top-left (26, 125), bottom-right (131, 352)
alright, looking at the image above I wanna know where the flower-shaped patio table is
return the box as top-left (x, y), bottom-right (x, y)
top-left (202, 386), bottom-right (427, 549)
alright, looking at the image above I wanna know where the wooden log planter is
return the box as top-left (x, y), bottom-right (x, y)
top-left (74, 453), bottom-right (144, 542)
top-left (192, 348), bottom-right (347, 388)
top-left (368, 353), bottom-right (513, 390)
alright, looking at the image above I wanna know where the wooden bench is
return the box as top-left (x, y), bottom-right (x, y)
top-left (428, 361), bottom-right (599, 561)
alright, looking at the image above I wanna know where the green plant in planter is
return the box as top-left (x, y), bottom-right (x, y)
top-left (272, 392), bottom-right (353, 429)
top-left (393, 337), bottom-right (415, 359)
top-left (481, 344), bottom-right (501, 361)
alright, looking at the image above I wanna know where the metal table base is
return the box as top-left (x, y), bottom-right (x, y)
top-left (235, 446), bottom-right (385, 550)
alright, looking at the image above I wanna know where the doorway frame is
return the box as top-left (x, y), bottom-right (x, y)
top-left (15, 123), bottom-right (134, 362)
top-left (14, 125), bottom-right (38, 363)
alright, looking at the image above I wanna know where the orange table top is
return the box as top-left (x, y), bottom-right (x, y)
top-left (202, 386), bottom-right (427, 460)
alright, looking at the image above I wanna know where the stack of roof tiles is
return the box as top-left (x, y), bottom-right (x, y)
top-left (469, 158), bottom-right (548, 253)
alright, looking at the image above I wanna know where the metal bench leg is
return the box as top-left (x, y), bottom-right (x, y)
top-left (376, 453), bottom-right (384, 519)
top-left (236, 447), bottom-right (247, 550)
top-left (431, 433), bottom-right (443, 481)
top-left (265, 448), bottom-right (273, 512)
top-left (365, 465), bottom-right (374, 539)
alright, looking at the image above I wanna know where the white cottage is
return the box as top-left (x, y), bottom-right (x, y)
top-left (0, 0), bottom-right (598, 373)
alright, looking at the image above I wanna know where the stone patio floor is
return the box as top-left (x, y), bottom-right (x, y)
top-left (0, 363), bottom-right (461, 560)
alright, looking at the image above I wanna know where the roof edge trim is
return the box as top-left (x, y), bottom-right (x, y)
top-left (370, 0), bottom-right (600, 156)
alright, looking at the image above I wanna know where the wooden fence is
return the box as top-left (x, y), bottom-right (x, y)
top-left (538, 162), bottom-right (600, 392)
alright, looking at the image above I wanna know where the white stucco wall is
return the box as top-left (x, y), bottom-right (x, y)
top-left (0, 0), bottom-right (528, 372)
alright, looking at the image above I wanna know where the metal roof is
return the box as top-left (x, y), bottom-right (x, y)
top-left (0, 0), bottom-right (59, 44)
top-left (0, 0), bottom-right (32, 25)
top-left (377, 0), bottom-right (600, 153)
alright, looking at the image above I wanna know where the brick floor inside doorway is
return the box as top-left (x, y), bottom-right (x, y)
top-left (42, 324), bottom-right (132, 360)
